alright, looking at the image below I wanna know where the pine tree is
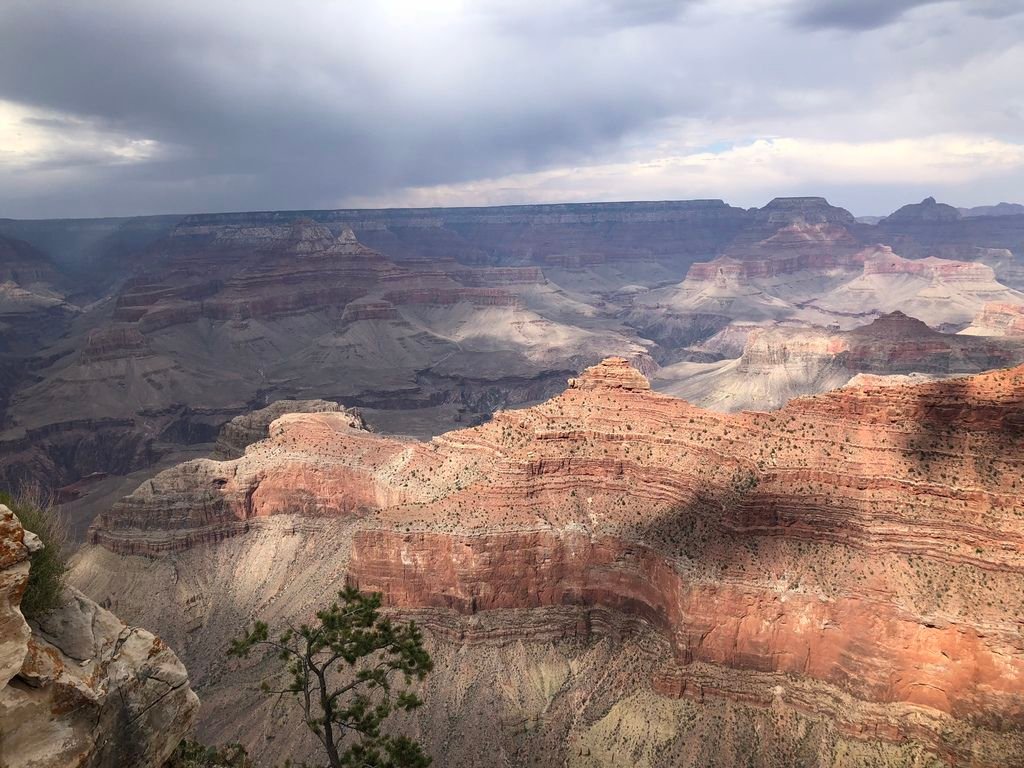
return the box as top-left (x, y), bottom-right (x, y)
top-left (229, 587), bottom-right (433, 768)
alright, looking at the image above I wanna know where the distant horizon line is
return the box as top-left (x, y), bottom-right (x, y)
top-left (3, 195), bottom-right (1021, 224)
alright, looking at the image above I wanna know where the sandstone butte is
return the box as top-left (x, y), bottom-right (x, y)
top-left (82, 358), bottom-right (1024, 765)
top-left (0, 504), bottom-right (198, 766)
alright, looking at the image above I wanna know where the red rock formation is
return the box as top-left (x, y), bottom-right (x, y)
top-left (85, 357), bottom-right (1024, 763)
top-left (211, 399), bottom-right (361, 459)
top-left (685, 226), bottom-right (869, 282)
top-left (567, 355), bottom-right (651, 390)
top-left (350, 529), bottom-right (1023, 726)
top-left (862, 252), bottom-right (996, 282)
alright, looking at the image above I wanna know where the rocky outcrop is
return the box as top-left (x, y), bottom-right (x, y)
top-left (80, 325), bottom-right (153, 363)
top-left (0, 506), bottom-right (36, 692)
top-left (873, 199), bottom-right (1024, 265)
top-left (965, 302), bottom-right (1024, 336)
top-left (212, 398), bottom-right (362, 459)
top-left (842, 310), bottom-right (1024, 369)
top-left (0, 504), bottom-right (198, 767)
top-left (80, 358), bottom-right (1024, 764)
top-left (752, 196), bottom-right (857, 226)
top-left (567, 355), bottom-right (650, 391)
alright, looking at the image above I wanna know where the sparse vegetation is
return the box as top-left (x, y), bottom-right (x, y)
top-left (169, 741), bottom-right (252, 768)
top-left (1, 488), bottom-right (68, 619)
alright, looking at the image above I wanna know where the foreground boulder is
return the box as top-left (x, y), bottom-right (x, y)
top-left (0, 504), bottom-right (198, 767)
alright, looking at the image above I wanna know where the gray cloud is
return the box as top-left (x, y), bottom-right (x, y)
top-left (0, 0), bottom-right (1021, 218)
top-left (965, 0), bottom-right (1024, 19)
top-left (789, 0), bottom-right (949, 30)
top-left (790, 0), bottom-right (1024, 30)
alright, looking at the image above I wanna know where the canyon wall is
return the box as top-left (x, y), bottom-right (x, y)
top-left (5, 195), bottom-right (1024, 507)
top-left (75, 359), bottom-right (1024, 766)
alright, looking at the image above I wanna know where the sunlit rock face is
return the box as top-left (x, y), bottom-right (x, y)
top-left (211, 398), bottom-right (361, 459)
top-left (75, 358), bottom-right (1024, 766)
top-left (0, 504), bottom-right (198, 767)
top-left (965, 302), bottom-right (1024, 336)
top-left (652, 311), bottom-right (1024, 413)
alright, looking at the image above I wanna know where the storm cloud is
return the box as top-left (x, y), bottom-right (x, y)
top-left (0, 0), bottom-right (1022, 218)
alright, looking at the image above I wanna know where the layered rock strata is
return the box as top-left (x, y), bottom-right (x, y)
top-left (8, 194), bottom-right (1024, 501)
top-left (655, 311), bottom-right (1024, 412)
top-left (211, 399), bottom-right (362, 459)
top-left (965, 302), bottom-right (1024, 336)
top-left (80, 358), bottom-right (1024, 765)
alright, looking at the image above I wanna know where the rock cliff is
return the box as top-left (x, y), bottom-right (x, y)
top-left (655, 312), bottom-right (1024, 412)
top-left (965, 302), bottom-right (1024, 336)
top-left (0, 504), bottom-right (198, 766)
top-left (211, 398), bottom-right (362, 459)
top-left (75, 358), bottom-right (1024, 766)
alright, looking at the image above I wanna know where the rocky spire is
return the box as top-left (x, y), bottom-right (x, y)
top-left (567, 356), bottom-right (651, 391)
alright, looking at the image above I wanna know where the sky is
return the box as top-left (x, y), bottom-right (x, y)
top-left (0, 0), bottom-right (1022, 219)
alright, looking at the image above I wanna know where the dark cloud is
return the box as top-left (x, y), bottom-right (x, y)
top-left (0, 0), bottom-right (704, 217)
top-left (0, 0), bottom-right (1020, 218)
top-left (790, 0), bottom-right (948, 30)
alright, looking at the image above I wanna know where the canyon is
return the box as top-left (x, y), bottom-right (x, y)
top-left (2, 195), bottom-right (1024, 766)
top-left (2, 196), bottom-right (1024, 524)
top-left (70, 358), bottom-right (1024, 767)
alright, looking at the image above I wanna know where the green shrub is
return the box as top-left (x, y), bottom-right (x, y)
top-left (169, 741), bottom-right (252, 768)
top-left (0, 488), bottom-right (68, 619)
